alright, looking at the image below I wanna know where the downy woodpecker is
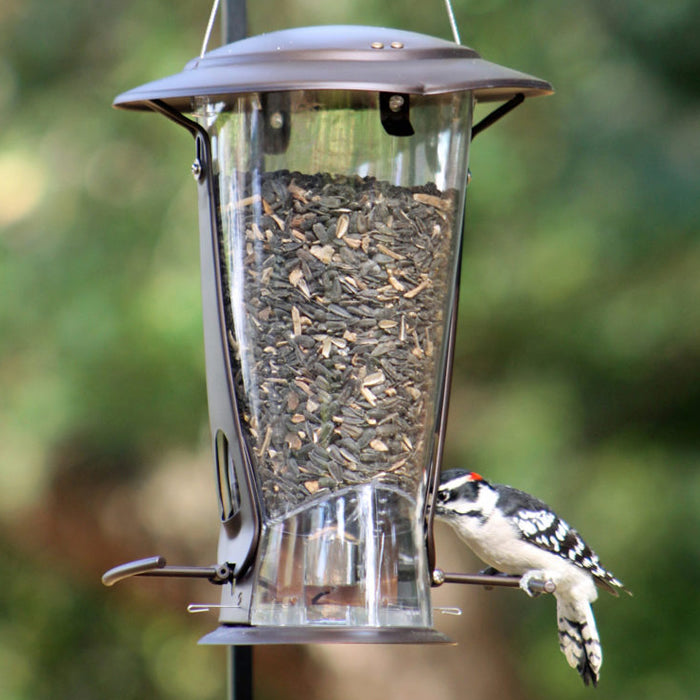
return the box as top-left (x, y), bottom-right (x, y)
top-left (435, 469), bottom-right (630, 686)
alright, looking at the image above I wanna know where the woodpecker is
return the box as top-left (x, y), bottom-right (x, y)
top-left (434, 469), bottom-right (630, 687)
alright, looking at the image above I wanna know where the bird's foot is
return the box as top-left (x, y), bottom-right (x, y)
top-left (519, 570), bottom-right (558, 597)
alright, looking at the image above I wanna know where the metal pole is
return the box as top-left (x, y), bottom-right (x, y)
top-left (221, 0), bottom-right (247, 43)
top-left (220, 4), bottom-right (250, 700)
top-left (228, 645), bottom-right (253, 700)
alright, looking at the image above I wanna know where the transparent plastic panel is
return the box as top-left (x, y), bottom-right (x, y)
top-left (251, 482), bottom-right (430, 627)
top-left (195, 91), bottom-right (472, 628)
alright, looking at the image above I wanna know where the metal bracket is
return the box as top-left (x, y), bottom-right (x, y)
top-left (471, 93), bottom-right (525, 140)
top-left (261, 92), bottom-right (292, 154)
top-left (102, 556), bottom-right (234, 587)
top-left (380, 92), bottom-right (415, 137)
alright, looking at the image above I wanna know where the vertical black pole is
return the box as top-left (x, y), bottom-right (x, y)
top-left (228, 645), bottom-right (253, 700)
top-left (220, 5), bottom-right (251, 700)
top-left (221, 0), bottom-right (247, 43)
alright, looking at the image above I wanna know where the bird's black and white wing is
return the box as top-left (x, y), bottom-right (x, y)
top-left (494, 484), bottom-right (628, 595)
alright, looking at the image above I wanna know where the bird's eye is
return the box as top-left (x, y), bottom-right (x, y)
top-left (437, 490), bottom-right (449, 503)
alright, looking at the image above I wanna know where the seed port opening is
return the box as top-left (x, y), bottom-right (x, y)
top-left (215, 430), bottom-right (242, 521)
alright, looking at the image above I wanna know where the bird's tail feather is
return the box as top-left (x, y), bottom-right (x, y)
top-left (556, 597), bottom-right (602, 687)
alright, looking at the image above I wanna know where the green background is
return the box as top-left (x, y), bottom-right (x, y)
top-left (1, 1), bottom-right (698, 698)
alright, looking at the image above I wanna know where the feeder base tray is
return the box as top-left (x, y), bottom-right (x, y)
top-left (199, 625), bottom-right (453, 645)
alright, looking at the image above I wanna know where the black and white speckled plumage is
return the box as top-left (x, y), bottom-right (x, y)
top-left (435, 469), bottom-right (630, 686)
top-left (491, 481), bottom-right (627, 596)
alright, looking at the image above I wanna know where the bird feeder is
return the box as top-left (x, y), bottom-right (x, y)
top-left (104, 25), bottom-right (551, 645)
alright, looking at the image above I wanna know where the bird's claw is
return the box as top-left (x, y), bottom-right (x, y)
top-left (519, 570), bottom-right (556, 597)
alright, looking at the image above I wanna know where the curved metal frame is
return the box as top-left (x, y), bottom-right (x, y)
top-left (147, 99), bottom-right (264, 585)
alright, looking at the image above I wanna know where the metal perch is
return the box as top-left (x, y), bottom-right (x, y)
top-left (432, 568), bottom-right (557, 595)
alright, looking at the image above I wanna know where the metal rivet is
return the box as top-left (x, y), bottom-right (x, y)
top-left (390, 41), bottom-right (404, 49)
top-left (370, 41), bottom-right (384, 49)
top-left (432, 568), bottom-right (445, 586)
top-left (191, 159), bottom-right (203, 181)
top-left (269, 111), bottom-right (284, 129)
top-left (388, 95), bottom-right (405, 112)
top-left (466, 170), bottom-right (472, 186)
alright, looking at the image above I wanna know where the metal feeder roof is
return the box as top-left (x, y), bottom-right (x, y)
top-left (114, 25), bottom-right (553, 111)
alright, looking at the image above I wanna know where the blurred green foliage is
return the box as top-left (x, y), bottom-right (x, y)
top-left (1, 1), bottom-right (698, 699)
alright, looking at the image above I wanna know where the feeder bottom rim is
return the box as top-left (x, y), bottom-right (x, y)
top-left (198, 624), bottom-right (453, 645)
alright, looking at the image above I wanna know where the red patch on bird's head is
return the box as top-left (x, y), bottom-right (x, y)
top-left (468, 472), bottom-right (483, 482)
